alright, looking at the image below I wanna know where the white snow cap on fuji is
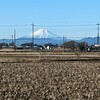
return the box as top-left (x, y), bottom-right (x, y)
top-left (25, 29), bottom-right (59, 38)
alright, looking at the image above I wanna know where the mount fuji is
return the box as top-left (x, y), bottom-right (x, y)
top-left (18, 29), bottom-right (63, 45)
top-left (22, 29), bottom-right (59, 39)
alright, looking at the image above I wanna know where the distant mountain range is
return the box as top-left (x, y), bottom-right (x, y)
top-left (0, 29), bottom-right (99, 46)
top-left (77, 37), bottom-right (96, 45)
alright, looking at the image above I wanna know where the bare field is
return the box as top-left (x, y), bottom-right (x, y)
top-left (0, 52), bottom-right (100, 100)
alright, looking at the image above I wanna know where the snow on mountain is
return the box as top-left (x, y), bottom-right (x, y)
top-left (23, 29), bottom-right (59, 38)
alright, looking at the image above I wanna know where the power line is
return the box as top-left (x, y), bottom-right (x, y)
top-left (0, 24), bottom-right (96, 27)
top-left (35, 24), bottom-right (95, 27)
top-left (65, 37), bottom-right (94, 38)
top-left (0, 24), bottom-right (31, 27)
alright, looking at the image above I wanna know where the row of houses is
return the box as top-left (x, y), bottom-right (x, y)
top-left (1, 41), bottom-right (100, 52)
top-left (0, 42), bottom-right (57, 50)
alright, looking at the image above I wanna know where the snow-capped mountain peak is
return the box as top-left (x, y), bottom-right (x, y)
top-left (23, 29), bottom-right (59, 38)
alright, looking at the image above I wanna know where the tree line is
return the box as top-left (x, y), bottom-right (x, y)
top-left (62, 40), bottom-right (88, 52)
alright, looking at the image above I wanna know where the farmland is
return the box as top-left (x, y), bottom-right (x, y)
top-left (0, 52), bottom-right (100, 100)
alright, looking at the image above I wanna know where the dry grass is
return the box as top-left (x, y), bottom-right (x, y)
top-left (0, 61), bottom-right (100, 100)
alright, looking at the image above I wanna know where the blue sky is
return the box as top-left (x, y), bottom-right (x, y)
top-left (0, 0), bottom-right (100, 39)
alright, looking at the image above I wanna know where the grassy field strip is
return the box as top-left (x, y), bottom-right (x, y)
top-left (0, 53), bottom-right (100, 58)
top-left (0, 52), bottom-right (100, 63)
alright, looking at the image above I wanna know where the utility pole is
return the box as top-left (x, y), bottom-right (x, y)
top-left (14, 29), bottom-right (16, 51)
top-left (85, 42), bottom-right (87, 52)
top-left (63, 35), bottom-right (65, 52)
top-left (32, 23), bottom-right (34, 50)
top-left (96, 22), bottom-right (100, 44)
top-left (11, 35), bottom-right (13, 43)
